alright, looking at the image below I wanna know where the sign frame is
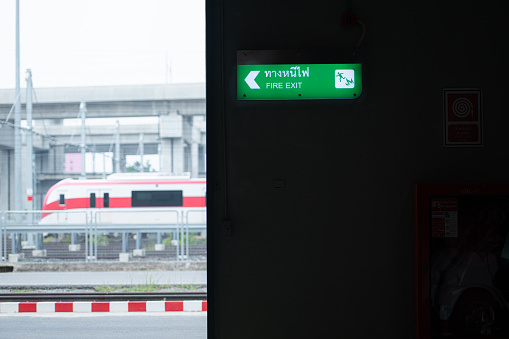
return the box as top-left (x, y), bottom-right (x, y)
top-left (237, 50), bottom-right (362, 101)
top-left (414, 183), bottom-right (509, 339)
top-left (443, 88), bottom-right (483, 147)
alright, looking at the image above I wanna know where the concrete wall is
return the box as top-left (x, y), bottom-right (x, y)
top-left (207, 0), bottom-right (509, 338)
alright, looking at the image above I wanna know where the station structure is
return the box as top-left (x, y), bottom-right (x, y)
top-left (0, 83), bottom-right (206, 211)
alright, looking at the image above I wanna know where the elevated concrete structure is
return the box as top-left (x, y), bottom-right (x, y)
top-left (0, 83), bottom-right (206, 211)
top-left (0, 83), bottom-right (205, 119)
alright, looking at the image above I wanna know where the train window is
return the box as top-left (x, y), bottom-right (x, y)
top-left (131, 190), bottom-right (183, 207)
top-left (104, 193), bottom-right (110, 208)
top-left (59, 194), bottom-right (65, 205)
top-left (90, 193), bottom-right (96, 208)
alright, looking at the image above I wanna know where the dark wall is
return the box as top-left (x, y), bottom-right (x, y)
top-left (207, 0), bottom-right (509, 337)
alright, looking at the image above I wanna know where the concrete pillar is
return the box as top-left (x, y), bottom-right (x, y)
top-left (173, 138), bottom-right (185, 174)
top-left (159, 138), bottom-right (172, 173)
top-left (0, 150), bottom-right (10, 211)
top-left (191, 142), bottom-right (199, 178)
top-left (37, 147), bottom-right (50, 174)
top-left (160, 138), bottom-right (185, 174)
top-left (122, 233), bottom-right (128, 253)
top-left (49, 145), bottom-right (65, 174)
top-left (159, 113), bottom-right (184, 174)
top-left (155, 233), bottom-right (165, 251)
top-left (21, 143), bottom-right (31, 211)
top-left (199, 144), bottom-right (206, 176)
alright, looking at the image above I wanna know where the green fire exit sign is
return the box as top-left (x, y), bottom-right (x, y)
top-left (237, 63), bottom-right (362, 100)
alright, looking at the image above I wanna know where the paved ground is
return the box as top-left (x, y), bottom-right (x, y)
top-left (0, 313), bottom-right (207, 339)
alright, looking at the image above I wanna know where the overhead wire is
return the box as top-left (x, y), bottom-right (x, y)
top-left (345, 0), bottom-right (366, 56)
top-left (0, 95), bottom-right (121, 173)
top-left (353, 19), bottom-right (366, 56)
top-left (67, 108), bottom-right (82, 147)
top-left (1, 91), bottom-right (21, 126)
top-left (1, 83), bottom-right (172, 173)
top-left (32, 88), bottom-right (50, 137)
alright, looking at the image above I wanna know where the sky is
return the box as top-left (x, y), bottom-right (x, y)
top-left (0, 0), bottom-right (205, 171)
top-left (0, 0), bottom-right (205, 89)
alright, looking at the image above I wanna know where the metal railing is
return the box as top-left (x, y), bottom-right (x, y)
top-left (0, 209), bottom-right (206, 262)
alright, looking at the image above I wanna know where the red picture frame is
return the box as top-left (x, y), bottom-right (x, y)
top-left (414, 183), bottom-right (509, 339)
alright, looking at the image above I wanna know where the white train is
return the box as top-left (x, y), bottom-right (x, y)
top-left (41, 173), bottom-right (206, 225)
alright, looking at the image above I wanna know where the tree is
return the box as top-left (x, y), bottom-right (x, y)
top-left (126, 160), bottom-right (154, 172)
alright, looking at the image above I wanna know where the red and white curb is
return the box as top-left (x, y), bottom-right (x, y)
top-left (0, 300), bottom-right (207, 314)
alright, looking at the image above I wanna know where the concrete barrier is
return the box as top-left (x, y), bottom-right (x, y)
top-left (0, 300), bottom-right (208, 313)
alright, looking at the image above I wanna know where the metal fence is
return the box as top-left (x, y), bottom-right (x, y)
top-left (0, 209), bottom-right (206, 262)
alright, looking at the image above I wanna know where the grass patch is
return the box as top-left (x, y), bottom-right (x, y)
top-left (93, 278), bottom-right (202, 293)
top-left (11, 288), bottom-right (35, 293)
top-left (162, 233), bottom-right (206, 246)
top-left (94, 275), bottom-right (167, 293)
top-left (94, 285), bottom-right (121, 293)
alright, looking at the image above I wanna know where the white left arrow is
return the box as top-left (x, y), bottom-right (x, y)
top-left (245, 71), bottom-right (260, 89)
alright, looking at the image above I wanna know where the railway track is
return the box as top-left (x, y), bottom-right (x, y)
top-left (0, 292), bottom-right (207, 302)
top-left (3, 241), bottom-right (207, 260)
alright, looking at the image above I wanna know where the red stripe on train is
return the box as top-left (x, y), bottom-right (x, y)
top-left (41, 179), bottom-right (206, 210)
top-left (55, 180), bottom-right (205, 186)
top-left (43, 196), bottom-right (205, 208)
top-left (42, 196), bottom-right (206, 216)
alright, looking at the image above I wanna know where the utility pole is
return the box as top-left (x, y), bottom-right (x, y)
top-left (139, 133), bottom-right (144, 172)
top-left (25, 69), bottom-right (36, 249)
top-left (158, 143), bottom-right (162, 173)
top-left (116, 121), bottom-right (128, 254)
top-left (102, 152), bottom-right (107, 179)
top-left (92, 149), bottom-right (96, 174)
top-left (71, 101), bottom-right (87, 249)
top-left (136, 133), bottom-right (144, 251)
top-left (12, 0), bottom-right (22, 254)
top-left (26, 70), bottom-right (33, 211)
top-left (115, 121), bottom-right (120, 173)
top-left (80, 102), bottom-right (87, 179)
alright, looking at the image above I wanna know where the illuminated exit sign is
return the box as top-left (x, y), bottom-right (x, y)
top-left (237, 63), bottom-right (362, 100)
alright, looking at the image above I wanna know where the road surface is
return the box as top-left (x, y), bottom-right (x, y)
top-left (0, 312), bottom-right (207, 339)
